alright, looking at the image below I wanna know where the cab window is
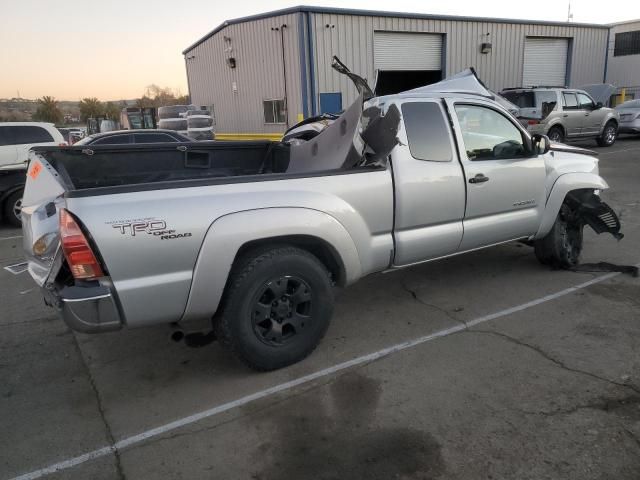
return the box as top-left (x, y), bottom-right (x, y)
top-left (454, 105), bottom-right (527, 161)
top-left (401, 102), bottom-right (453, 162)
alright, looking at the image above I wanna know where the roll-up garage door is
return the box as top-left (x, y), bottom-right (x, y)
top-left (374, 32), bottom-right (442, 70)
top-left (522, 37), bottom-right (569, 87)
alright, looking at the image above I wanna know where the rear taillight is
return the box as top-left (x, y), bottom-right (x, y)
top-left (59, 209), bottom-right (104, 279)
top-left (527, 119), bottom-right (539, 125)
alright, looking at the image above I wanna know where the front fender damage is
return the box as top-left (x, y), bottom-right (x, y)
top-left (565, 190), bottom-right (623, 240)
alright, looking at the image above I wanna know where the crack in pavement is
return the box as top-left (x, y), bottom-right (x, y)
top-left (401, 281), bottom-right (467, 327)
top-left (469, 329), bottom-right (640, 396)
top-left (71, 333), bottom-right (126, 480)
top-left (467, 330), bottom-right (640, 451)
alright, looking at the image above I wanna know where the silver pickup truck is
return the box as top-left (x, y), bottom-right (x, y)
top-left (21, 61), bottom-right (623, 370)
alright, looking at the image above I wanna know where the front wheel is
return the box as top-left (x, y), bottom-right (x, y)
top-left (215, 246), bottom-right (334, 371)
top-left (596, 121), bottom-right (617, 147)
top-left (3, 190), bottom-right (23, 227)
top-left (534, 204), bottom-right (583, 268)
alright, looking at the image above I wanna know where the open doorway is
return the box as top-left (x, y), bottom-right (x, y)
top-left (375, 70), bottom-right (443, 96)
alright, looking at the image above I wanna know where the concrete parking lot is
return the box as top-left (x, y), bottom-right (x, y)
top-left (2, 137), bottom-right (639, 480)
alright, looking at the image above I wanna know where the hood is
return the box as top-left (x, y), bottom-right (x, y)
top-left (579, 84), bottom-right (617, 106)
top-left (405, 68), bottom-right (519, 116)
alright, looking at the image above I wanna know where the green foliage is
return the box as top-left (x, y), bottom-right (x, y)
top-left (103, 101), bottom-right (120, 120)
top-left (79, 97), bottom-right (104, 122)
top-left (33, 96), bottom-right (63, 124)
top-left (136, 85), bottom-right (189, 108)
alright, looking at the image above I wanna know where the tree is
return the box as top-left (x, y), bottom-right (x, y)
top-left (135, 85), bottom-right (190, 108)
top-left (103, 101), bottom-right (120, 121)
top-left (79, 97), bottom-right (104, 122)
top-left (33, 96), bottom-right (63, 124)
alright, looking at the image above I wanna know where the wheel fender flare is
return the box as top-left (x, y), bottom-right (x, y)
top-left (535, 173), bottom-right (609, 239)
top-left (181, 207), bottom-right (361, 322)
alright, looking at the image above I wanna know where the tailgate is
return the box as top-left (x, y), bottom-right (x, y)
top-left (21, 152), bottom-right (69, 286)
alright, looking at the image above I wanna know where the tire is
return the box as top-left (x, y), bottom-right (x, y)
top-left (534, 204), bottom-right (583, 268)
top-left (158, 118), bottom-right (188, 130)
top-left (187, 109), bottom-right (210, 117)
top-left (596, 121), bottom-right (617, 147)
top-left (187, 130), bottom-right (214, 141)
top-left (547, 126), bottom-right (565, 143)
top-left (187, 116), bottom-right (213, 128)
top-left (158, 105), bottom-right (190, 119)
top-left (3, 190), bottom-right (23, 227)
top-left (215, 246), bottom-right (334, 371)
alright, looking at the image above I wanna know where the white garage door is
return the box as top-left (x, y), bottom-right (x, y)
top-left (374, 32), bottom-right (442, 71)
top-left (522, 37), bottom-right (569, 87)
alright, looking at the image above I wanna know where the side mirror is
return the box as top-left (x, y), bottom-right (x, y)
top-left (594, 102), bottom-right (603, 110)
top-left (532, 134), bottom-right (551, 155)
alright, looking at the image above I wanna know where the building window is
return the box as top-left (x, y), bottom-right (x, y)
top-left (614, 30), bottom-right (640, 56)
top-left (263, 99), bottom-right (286, 124)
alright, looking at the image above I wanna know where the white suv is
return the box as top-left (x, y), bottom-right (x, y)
top-left (0, 122), bottom-right (65, 226)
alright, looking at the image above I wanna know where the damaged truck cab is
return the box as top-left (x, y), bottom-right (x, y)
top-left (21, 59), bottom-right (623, 371)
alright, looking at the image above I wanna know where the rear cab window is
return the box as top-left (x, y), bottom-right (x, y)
top-left (401, 102), bottom-right (453, 162)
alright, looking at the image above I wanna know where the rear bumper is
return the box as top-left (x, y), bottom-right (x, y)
top-left (44, 284), bottom-right (123, 333)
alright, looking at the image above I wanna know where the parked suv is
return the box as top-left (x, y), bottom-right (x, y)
top-left (501, 88), bottom-right (619, 147)
top-left (0, 122), bottom-right (65, 226)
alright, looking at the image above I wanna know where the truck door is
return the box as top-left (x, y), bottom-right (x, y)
top-left (561, 92), bottom-right (583, 137)
top-left (447, 100), bottom-right (547, 251)
top-left (391, 99), bottom-right (466, 266)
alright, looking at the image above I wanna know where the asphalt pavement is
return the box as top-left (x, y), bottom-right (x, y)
top-left (1, 137), bottom-right (639, 480)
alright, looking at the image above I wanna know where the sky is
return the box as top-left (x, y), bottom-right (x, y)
top-left (2, 0), bottom-right (639, 101)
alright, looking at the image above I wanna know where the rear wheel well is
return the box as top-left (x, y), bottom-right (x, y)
top-left (234, 235), bottom-right (346, 287)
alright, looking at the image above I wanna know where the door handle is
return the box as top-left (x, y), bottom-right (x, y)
top-left (563, 114), bottom-right (569, 117)
top-left (469, 173), bottom-right (489, 184)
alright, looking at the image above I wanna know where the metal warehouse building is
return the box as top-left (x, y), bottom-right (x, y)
top-left (606, 19), bottom-right (640, 102)
top-left (183, 6), bottom-right (611, 138)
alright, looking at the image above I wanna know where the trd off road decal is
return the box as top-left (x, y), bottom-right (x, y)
top-left (106, 218), bottom-right (192, 240)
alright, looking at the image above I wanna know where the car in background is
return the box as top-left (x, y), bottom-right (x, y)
top-left (501, 87), bottom-right (619, 147)
top-left (57, 127), bottom-right (85, 144)
top-left (74, 129), bottom-right (192, 146)
top-left (615, 99), bottom-right (640, 135)
top-left (0, 122), bottom-right (66, 226)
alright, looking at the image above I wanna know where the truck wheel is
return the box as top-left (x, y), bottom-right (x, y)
top-left (534, 204), bottom-right (583, 268)
top-left (215, 246), bottom-right (334, 371)
top-left (547, 126), bottom-right (564, 143)
top-left (3, 190), bottom-right (23, 227)
top-left (596, 121), bottom-right (617, 147)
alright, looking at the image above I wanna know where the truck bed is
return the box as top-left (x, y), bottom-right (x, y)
top-left (35, 141), bottom-right (293, 193)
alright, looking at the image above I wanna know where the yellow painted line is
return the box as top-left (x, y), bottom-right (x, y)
top-left (215, 133), bottom-right (283, 141)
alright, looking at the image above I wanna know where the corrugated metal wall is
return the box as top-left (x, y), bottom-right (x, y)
top-left (606, 20), bottom-right (640, 94)
top-left (311, 13), bottom-right (609, 108)
top-left (185, 13), bottom-right (303, 134)
top-left (185, 10), bottom-right (609, 134)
